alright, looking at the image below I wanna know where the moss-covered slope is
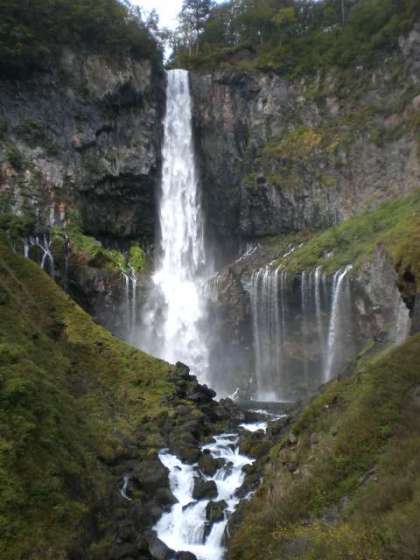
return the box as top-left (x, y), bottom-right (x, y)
top-left (276, 190), bottom-right (420, 278)
top-left (0, 238), bottom-right (173, 559)
top-left (229, 334), bottom-right (420, 560)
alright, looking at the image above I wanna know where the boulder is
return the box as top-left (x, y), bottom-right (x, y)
top-left (198, 452), bottom-right (224, 477)
top-left (206, 500), bottom-right (227, 524)
top-left (193, 478), bottom-right (218, 500)
top-left (131, 459), bottom-right (169, 492)
top-left (176, 552), bottom-right (197, 560)
top-left (146, 532), bottom-right (175, 560)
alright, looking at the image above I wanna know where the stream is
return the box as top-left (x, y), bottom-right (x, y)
top-left (154, 422), bottom-right (267, 560)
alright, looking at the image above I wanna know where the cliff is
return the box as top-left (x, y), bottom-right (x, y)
top-left (191, 25), bottom-right (420, 259)
top-left (0, 49), bottom-right (166, 328)
top-left (0, 49), bottom-right (165, 241)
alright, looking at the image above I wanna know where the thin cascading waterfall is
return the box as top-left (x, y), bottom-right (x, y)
top-left (301, 271), bottom-right (309, 386)
top-left (24, 234), bottom-right (55, 276)
top-left (122, 269), bottom-right (138, 343)
top-left (139, 69), bottom-right (211, 378)
top-left (250, 266), bottom-right (283, 401)
top-left (324, 265), bottom-right (353, 382)
top-left (249, 263), bottom-right (355, 400)
top-left (314, 266), bottom-right (326, 370)
top-left (394, 298), bottom-right (411, 345)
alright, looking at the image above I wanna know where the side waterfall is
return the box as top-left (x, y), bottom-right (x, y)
top-left (324, 265), bottom-right (352, 382)
top-left (139, 70), bottom-right (211, 378)
top-left (122, 269), bottom-right (138, 344)
top-left (249, 266), bottom-right (354, 401)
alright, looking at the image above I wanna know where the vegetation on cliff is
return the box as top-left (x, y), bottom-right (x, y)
top-left (0, 0), bottom-right (162, 76)
top-left (229, 334), bottom-right (420, 559)
top-left (172, 0), bottom-right (419, 74)
top-left (0, 237), bottom-right (172, 559)
top-left (276, 190), bottom-right (420, 284)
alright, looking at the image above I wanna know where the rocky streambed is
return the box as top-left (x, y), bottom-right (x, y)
top-left (110, 362), bottom-right (290, 560)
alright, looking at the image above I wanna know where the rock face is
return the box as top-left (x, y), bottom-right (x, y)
top-left (191, 26), bottom-right (420, 260)
top-left (0, 49), bottom-right (165, 243)
top-left (206, 242), bottom-right (412, 400)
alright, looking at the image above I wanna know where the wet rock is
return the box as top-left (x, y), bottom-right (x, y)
top-left (193, 478), bottom-right (218, 500)
top-left (111, 542), bottom-right (138, 560)
top-left (187, 384), bottom-right (217, 404)
top-left (175, 446), bottom-right (202, 464)
top-left (198, 451), bottom-right (225, 476)
top-left (176, 552), bottom-right (197, 560)
top-left (153, 487), bottom-right (177, 508)
top-left (206, 500), bottom-right (227, 524)
top-left (146, 532), bottom-right (175, 560)
top-left (132, 459), bottom-right (169, 491)
top-left (174, 362), bottom-right (191, 380)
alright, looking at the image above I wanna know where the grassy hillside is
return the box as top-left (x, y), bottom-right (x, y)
top-left (0, 237), bottom-right (173, 559)
top-left (229, 334), bottom-right (420, 559)
top-left (276, 190), bottom-right (420, 283)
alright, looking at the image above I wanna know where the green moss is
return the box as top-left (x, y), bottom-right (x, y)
top-left (230, 335), bottom-right (420, 560)
top-left (264, 126), bottom-right (324, 161)
top-left (4, 144), bottom-right (24, 171)
top-left (63, 227), bottom-right (147, 274)
top-left (128, 244), bottom-right (146, 272)
top-left (278, 190), bottom-right (420, 279)
top-left (0, 238), bottom-right (173, 558)
top-left (0, 212), bottom-right (36, 241)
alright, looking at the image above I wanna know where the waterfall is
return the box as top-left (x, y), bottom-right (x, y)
top-left (155, 423), bottom-right (265, 560)
top-left (122, 269), bottom-right (138, 343)
top-left (139, 70), bottom-right (210, 378)
top-left (250, 266), bottom-right (284, 401)
top-left (324, 265), bottom-right (352, 382)
top-left (394, 299), bottom-right (411, 345)
top-left (248, 265), bottom-right (354, 400)
top-left (24, 234), bottom-right (55, 276)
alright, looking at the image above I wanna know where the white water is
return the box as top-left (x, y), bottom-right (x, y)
top-left (155, 425), bottom-right (264, 560)
top-left (139, 70), bottom-right (211, 378)
top-left (394, 299), bottom-right (411, 345)
top-left (24, 234), bottom-right (55, 275)
top-left (122, 269), bottom-right (138, 343)
top-left (250, 266), bottom-right (283, 401)
top-left (248, 264), bottom-right (355, 399)
top-left (324, 265), bottom-right (352, 382)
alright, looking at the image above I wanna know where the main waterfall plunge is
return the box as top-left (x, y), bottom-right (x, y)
top-left (138, 70), bottom-right (211, 378)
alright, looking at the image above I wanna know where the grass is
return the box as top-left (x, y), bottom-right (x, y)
top-left (0, 238), bottom-right (173, 559)
top-left (52, 226), bottom-right (147, 274)
top-left (275, 191), bottom-right (420, 283)
top-left (229, 335), bottom-right (420, 560)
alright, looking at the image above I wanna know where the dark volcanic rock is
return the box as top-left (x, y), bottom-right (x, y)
top-left (176, 552), bottom-right (197, 560)
top-left (206, 500), bottom-right (227, 524)
top-left (193, 478), bottom-right (218, 500)
top-left (198, 451), bottom-right (225, 477)
top-left (147, 532), bottom-right (175, 560)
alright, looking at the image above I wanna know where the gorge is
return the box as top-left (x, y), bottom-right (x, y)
top-left (1, 1), bottom-right (420, 559)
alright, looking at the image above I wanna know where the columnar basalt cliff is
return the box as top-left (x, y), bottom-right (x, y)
top-left (0, 50), bottom-right (166, 327)
top-left (191, 26), bottom-right (420, 258)
top-left (0, 50), bottom-right (165, 241)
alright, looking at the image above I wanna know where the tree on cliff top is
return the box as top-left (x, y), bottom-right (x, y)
top-left (170, 0), bottom-right (420, 73)
top-left (0, 0), bottom-right (162, 77)
top-left (178, 0), bottom-right (215, 55)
